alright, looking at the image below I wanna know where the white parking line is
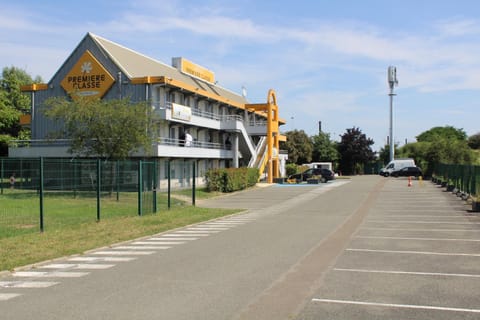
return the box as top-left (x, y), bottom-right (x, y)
top-left (373, 208), bottom-right (466, 212)
top-left (334, 268), bottom-right (480, 278)
top-left (362, 227), bottom-right (480, 232)
top-left (355, 236), bottom-right (480, 242)
top-left (367, 220), bottom-right (480, 225)
top-left (0, 281), bottom-right (59, 288)
top-left (311, 298), bottom-right (480, 314)
top-left (0, 293), bottom-right (21, 301)
top-left (367, 215), bottom-right (465, 218)
top-left (346, 248), bottom-right (480, 257)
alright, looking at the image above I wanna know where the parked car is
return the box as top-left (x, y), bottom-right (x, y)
top-left (390, 166), bottom-right (423, 177)
top-left (288, 168), bottom-right (335, 182)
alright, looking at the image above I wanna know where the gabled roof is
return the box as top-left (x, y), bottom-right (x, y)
top-left (89, 33), bottom-right (248, 106)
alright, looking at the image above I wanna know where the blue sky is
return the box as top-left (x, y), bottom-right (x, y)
top-left (2, 0), bottom-right (480, 151)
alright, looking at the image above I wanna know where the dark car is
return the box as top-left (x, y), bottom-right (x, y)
top-left (288, 168), bottom-right (335, 182)
top-left (391, 166), bottom-right (423, 177)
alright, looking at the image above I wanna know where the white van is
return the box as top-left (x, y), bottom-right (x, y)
top-left (380, 158), bottom-right (415, 177)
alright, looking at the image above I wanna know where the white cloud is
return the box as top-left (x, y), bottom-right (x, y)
top-left (3, 1), bottom-right (480, 98)
top-left (434, 17), bottom-right (480, 37)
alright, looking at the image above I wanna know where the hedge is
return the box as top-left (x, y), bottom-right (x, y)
top-left (205, 167), bottom-right (260, 192)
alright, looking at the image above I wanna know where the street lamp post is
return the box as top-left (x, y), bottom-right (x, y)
top-left (388, 66), bottom-right (398, 162)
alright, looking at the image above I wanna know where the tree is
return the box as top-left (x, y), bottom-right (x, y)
top-left (337, 127), bottom-right (375, 175)
top-left (281, 129), bottom-right (313, 165)
top-left (416, 125), bottom-right (467, 142)
top-left (468, 133), bottom-right (480, 149)
top-left (0, 66), bottom-right (42, 155)
top-left (311, 132), bottom-right (339, 164)
top-left (43, 96), bottom-right (156, 159)
top-left (378, 143), bottom-right (399, 165)
top-left (398, 126), bottom-right (475, 176)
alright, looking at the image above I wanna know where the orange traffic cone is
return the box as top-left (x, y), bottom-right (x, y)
top-left (408, 176), bottom-right (412, 187)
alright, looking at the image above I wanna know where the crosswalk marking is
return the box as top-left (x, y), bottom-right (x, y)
top-left (150, 236), bottom-right (198, 240)
top-left (0, 213), bottom-right (262, 304)
top-left (133, 241), bottom-right (185, 245)
top-left (0, 281), bottom-right (59, 288)
top-left (39, 263), bottom-right (115, 270)
top-left (0, 293), bottom-right (21, 301)
top-left (68, 256), bottom-right (136, 262)
top-left (92, 250), bottom-right (155, 255)
top-left (13, 271), bottom-right (89, 278)
top-left (113, 246), bottom-right (171, 250)
top-left (204, 222), bottom-right (245, 225)
top-left (173, 231), bottom-right (212, 235)
top-left (187, 227), bottom-right (230, 231)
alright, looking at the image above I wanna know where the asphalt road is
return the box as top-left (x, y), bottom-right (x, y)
top-left (1, 176), bottom-right (479, 320)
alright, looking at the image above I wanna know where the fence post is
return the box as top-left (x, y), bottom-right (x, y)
top-left (96, 159), bottom-right (101, 221)
top-left (1, 158), bottom-right (3, 194)
top-left (138, 160), bottom-right (143, 216)
top-left (116, 160), bottom-right (120, 202)
top-left (192, 161), bottom-right (196, 206)
top-left (153, 159), bottom-right (157, 213)
top-left (473, 166), bottom-right (478, 197)
top-left (39, 157), bottom-right (44, 232)
top-left (73, 159), bottom-right (77, 198)
top-left (167, 160), bottom-right (171, 209)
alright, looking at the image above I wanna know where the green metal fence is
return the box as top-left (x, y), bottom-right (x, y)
top-left (433, 163), bottom-right (480, 196)
top-left (0, 158), bottom-right (197, 235)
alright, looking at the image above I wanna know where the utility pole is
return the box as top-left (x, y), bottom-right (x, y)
top-left (388, 66), bottom-right (398, 162)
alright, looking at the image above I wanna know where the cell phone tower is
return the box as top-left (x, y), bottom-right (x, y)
top-left (388, 66), bottom-right (398, 162)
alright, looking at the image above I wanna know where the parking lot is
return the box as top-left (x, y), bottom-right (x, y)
top-left (2, 176), bottom-right (479, 320)
top-left (297, 177), bottom-right (480, 320)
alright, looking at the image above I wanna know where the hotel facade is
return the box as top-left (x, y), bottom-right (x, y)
top-left (11, 33), bottom-right (287, 187)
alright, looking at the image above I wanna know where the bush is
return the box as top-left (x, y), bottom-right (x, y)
top-left (205, 167), bottom-right (259, 192)
top-left (286, 163), bottom-right (297, 176)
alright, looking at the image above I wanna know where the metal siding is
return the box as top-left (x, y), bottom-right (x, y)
top-left (32, 35), bottom-right (135, 140)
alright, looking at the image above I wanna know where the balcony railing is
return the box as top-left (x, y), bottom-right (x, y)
top-left (152, 101), bottom-right (244, 122)
top-left (157, 137), bottom-right (226, 150)
top-left (10, 138), bottom-right (227, 150)
top-left (8, 139), bottom-right (71, 148)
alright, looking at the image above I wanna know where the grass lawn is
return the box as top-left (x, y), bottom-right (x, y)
top-left (0, 188), bottom-right (239, 272)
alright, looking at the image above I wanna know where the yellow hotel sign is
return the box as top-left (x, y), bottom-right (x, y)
top-left (61, 50), bottom-right (115, 98)
top-left (176, 58), bottom-right (215, 83)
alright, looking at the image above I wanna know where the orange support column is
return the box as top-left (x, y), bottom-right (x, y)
top-left (246, 89), bottom-right (284, 184)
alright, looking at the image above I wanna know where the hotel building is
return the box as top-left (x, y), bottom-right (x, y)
top-left (11, 33), bottom-right (287, 187)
